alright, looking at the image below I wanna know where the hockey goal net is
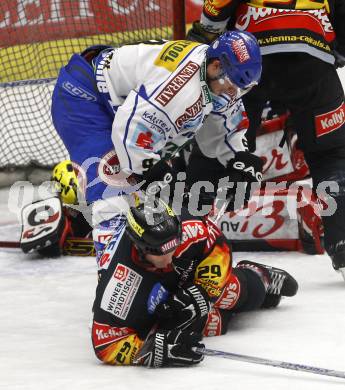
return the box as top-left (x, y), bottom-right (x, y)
top-left (0, 0), bottom-right (198, 185)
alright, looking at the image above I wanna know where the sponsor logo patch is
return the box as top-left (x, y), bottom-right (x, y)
top-left (202, 85), bottom-right (212, 104)
top-left (142, 111), bottom-right (171, 136)
top-left (95, 50), bottom-right (113, 94)
top-left (174, 220), bottom-right (207, 257)
top-left (155, 61), bottom-right (200, 106)
top-left (231, 38), bottom-right (250, 63)
top-left (203, 308), bottom-right (222, 337)
top-left (95, 233), bottom-right (113, 245)
top-left (216, 274), bottom-right (241, 310)
top-left (135, 131), bottom-right (154, 150)
top-left (114, 264), bottom-right (129, 282)
top-left (62, 81), bottom-right (97, 101)
top-left (97, 151), bottom-right (137, 191)
top-left (97, 223), bottom-right (126, 270)
top-left (147, 283), bottom-right (169, 314)
top-left (245, 0), bottom-right (329, 11)
top-left (101, 264), bottom-right (143, 320)
top-left (131, 123), bottom-right (162, 151)
top-left (175, 94), bottom-right (203, 130)
top-left (161, 238), bottom-right (179, 253)
top-left (315, 102), bottom-right (345, 137)
top-left (154, 40), bottom-right (200, 72)
top-left (92, 321), bottom-right (133, 348)
top-left (98, 150), bottom-right (120, 186)
top-left (204, 0), bottom-right (232, 17)
top-left (235, 6), bottom-right (334, 34)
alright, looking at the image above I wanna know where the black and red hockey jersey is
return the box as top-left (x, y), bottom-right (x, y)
top-left (91, 207), bottom-right (232, 365)
top-left (200, 0), bottom-right (345, 64)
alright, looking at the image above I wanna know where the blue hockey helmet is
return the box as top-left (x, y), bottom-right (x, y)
top-left (206, 30), bottom-right (262, 90)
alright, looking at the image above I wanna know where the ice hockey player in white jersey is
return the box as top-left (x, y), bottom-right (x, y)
top-left (51, 31), bottom-right (263, 262)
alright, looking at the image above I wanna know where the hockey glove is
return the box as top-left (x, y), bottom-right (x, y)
top-left (134, 159), bottom-right (176, 197)
top-left (186, 21), bottom-right (220, 44)
top-left (136, 329), bottom-right (205, 367)
top-left (155, 284), bottom-right (211, 331)
top-left (225, 151), bottom-right (263, 211)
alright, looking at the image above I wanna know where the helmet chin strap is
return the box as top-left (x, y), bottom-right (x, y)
top-left (207, 63), bottom-right (227, 84)
top-left (207, 69), bottom-right (226, 83)
top-left (207, 74), bottom-right (226, 87)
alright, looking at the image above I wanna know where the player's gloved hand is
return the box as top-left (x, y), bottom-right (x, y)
top-left (334, 50), bottom-right (345, 68)
top-left (227, 151), bottom-right (263, 182)
top-left (135, 329), bottom-right (205, 367)
top-left (186, 21), bottom-right (220, 44)
top-left (225, 151), bottom-right (263, 211)
top-left (133, 159), bottom-right (176, 197)
top-left (155, 284), bottom-right (211, 331)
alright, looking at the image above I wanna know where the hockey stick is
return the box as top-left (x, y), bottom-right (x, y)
top-left (208, 190), bottom-right (233, 226)
top-left (211, 197), bottom-right (231, 225)
top-left (199, 348), bottom-right (345, 380)
top-left (0, 240), bottom-right (20, 248)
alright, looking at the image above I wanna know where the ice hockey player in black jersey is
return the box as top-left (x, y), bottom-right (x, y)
top-left (91, 198), bottom-right (298, 367)
top-left (186, 0), bottom-right (345, 276)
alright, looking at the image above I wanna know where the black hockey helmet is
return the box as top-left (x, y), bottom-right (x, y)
top-left (126, 199), bottom-right (182, 255)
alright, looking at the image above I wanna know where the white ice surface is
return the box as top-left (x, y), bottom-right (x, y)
top-left (1, 69), bottom-right (345, 390)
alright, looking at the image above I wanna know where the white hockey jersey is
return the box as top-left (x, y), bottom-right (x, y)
top-left (95, 40), bottom-right (249, 176)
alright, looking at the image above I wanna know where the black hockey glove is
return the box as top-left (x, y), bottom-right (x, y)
top-left (186, 21), bottom-right (220, 44)
top-left (134, 159), bottom-right (176, 197)
top-left (334, 50), bottom-right (345, 69)
top-left (136, 329), bottom-right (205, 367)
top-left (225, 151), bottom-right (263, 211)
top-left (155, 284), bottom-right (211, 331)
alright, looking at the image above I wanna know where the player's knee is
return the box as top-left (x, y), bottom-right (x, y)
top-left (231, 268), bottom-right (267, 311)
